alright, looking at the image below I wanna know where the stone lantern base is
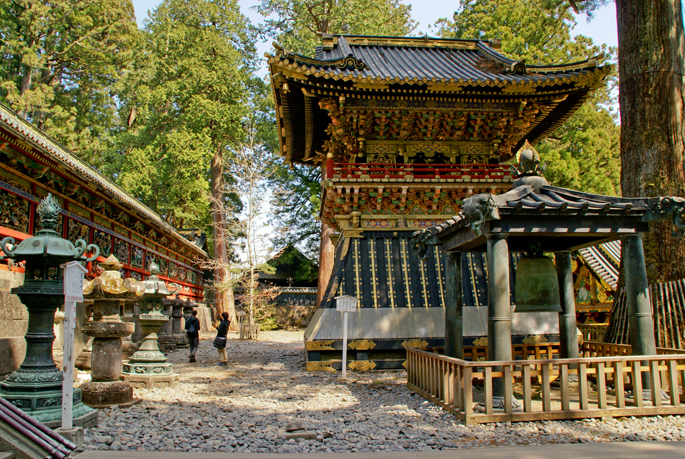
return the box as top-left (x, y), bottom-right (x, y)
top-left (122, 361), bottom-right (179, 389)
top-left (0, 384), bottom-right (98, 429)
top-left (173, 333), bottom-right (189, 348)
top-left (80, 381), bottom-right (139, 408)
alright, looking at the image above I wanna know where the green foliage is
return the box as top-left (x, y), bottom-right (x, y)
top-left (0, 0), bottom-right (139, 160)
top-left (267, 244), bottom-right (318, 285)
top-left (437, 0), bottom-right (620, 195)
top-left (269, 162), bottom-right (322, 259)
top-left (110, 0), bottom-right (256, 229)
top-left (257, 0), bottom-right (417, 56)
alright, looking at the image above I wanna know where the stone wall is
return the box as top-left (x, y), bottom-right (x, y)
top-left (0, 270), bottom-right (27, 380)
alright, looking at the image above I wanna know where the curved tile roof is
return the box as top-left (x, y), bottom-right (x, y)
top-left (268, 35), bottom-right (610, 88)
top-left (579, 240), bottom-right (621, 290)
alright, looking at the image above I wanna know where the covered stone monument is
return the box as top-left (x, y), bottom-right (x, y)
top-left (80, 255), bottom-right (144, 407)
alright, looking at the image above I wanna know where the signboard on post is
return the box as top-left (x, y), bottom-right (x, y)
top-left (334, 295), bottom-right (358, 379)
top-left (61, 261), bottom-right (87, 430)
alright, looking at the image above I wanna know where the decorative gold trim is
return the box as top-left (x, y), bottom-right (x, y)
top-left (354, 238), bottom-right (361, 302)
top-left (369, 238), bottom-right (378, 308)
top-left (402, 339), bottom-right (429, 349)
top-left (472, 337), bottom-right (488, 346)
top-left (400, 237), bottom-right (412, 308)
top-left (305, 340), bottom-right (335, 351)
top-left (401, 360), bottom-right (408, 369)
top-left (348, 340), bottom-right (376, 350)
top-left (306, 361), bottom-right (337, 372)
top-left (435, 246), bottom-right (445, 308)
top-left (502, 86), bottom-right (536, 94)
top-left (348, 360), bottom-right (377, 371)
top-left (354, 82), bottom-right (389, 90)
top-left (345, 36), bottom-right (480, 49)
top-left (522, 335), bottom-right (548, 345)
top-left (385, 238), bottom-right (395, 308)
top-left (427, 83), bottom-right (463, 93)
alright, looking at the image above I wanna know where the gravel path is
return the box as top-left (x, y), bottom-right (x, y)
top-left (77, 330), bottom-right (685, 454)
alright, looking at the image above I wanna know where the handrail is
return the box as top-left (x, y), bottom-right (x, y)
top-left (330, 162), bottom-right (513, 180)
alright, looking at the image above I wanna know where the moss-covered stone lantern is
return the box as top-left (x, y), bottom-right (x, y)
top-left (121, 263), bottom-right (179, 389)
top-left (0, 194), bottom-right (100, 427)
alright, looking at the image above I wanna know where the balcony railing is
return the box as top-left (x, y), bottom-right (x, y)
top-left (407, 343), bottom-right (685, 425)
top-left (326, 162), bottom-right (513, 181)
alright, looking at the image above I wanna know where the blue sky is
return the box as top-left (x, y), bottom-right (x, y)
top-left (130, 0), bottom-right (619, 51)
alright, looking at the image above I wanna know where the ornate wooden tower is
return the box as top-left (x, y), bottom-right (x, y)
top-left (267, 35), bottom-right (611, 371)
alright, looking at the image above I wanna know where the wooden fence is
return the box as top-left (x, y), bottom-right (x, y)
top-left (578, 323), bottom-right (609, 343)
top-left (407, 346), bottom-right (685, 425)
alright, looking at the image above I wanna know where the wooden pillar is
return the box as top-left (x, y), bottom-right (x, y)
top-left (316, 222), bottom-right (335, 307)
top-left (486, 234), bottom-right (512, 400)
top-left (444, 250), bottom-right (463, 359)
top-left (556, 251), bottom-right (579, 360)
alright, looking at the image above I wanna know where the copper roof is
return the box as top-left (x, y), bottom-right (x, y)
top-left (293, 35), bottom-right (610, 87)
top-left (267, 35), bottom-right (612, 164)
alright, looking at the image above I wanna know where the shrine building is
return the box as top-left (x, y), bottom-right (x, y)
top-left (0, 103), bottom-right (209, 377)
top-left (267, 35), bottom-right (611, 371)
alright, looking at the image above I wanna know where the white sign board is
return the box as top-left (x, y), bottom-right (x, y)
top-left (64, 262), bottom-right (87, 303)
top-left (61, 261), bottom-right (88, 430)
top-left (335, 295), bottom-right (358, 312)
top-left (334, 295), bottom-right (358, 378)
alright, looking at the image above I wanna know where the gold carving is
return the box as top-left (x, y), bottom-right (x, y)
top-left (522, 335), bottom-right (548, 345)
top-left (83, 255), bottom-right (145, 297)
top-left (401, 360), bottom-right (408, 369)
top-left (401, 339), bottom-right (429, 349)
top-left (348, 340), bottom-right (376, 350)
top-left (427, 83), bottom-right (462, 93)
top-left (305, 340), bottom-right (335, 351)
top-left (354, 82), bottom-right (389, 90)
top-left (502, 85), bottom-right (536, 94)
top-left (306, 361), bottom-right (336, 372)
top-left (348, 360), bottom-right (377, 371)
top-left (472, 337), bottom-right (488, 346)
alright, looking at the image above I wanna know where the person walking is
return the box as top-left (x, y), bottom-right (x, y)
top-left (213, 312), bottom-right (230, 366)
top-left (185, 310), bottom-right (201, 362)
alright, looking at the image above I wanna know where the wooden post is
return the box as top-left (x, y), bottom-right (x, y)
top-left (317, 222), bottom-right (336, 307)
top-left (444, 250), bottom-right (463, 358)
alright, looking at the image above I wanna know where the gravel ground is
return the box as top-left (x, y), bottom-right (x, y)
top-left (77, 330), bottom-right (685, 454)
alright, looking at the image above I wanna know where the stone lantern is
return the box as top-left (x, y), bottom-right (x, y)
top-left (121, 263), bottom-right (179, 389)
top-left (172, 294), bottom-right (189, 348)
top-left (80, 255), bottom-right (144, 407)
top-left (0, 194), bottom-right (99, 427)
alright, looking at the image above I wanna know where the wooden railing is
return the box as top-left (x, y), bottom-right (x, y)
top-left (407, 347), bottom-right (685, 425)
top-left (580, 341), bottom-right (685, 357)
top-left (329, 163), bottom-right (512, 181)
top-left (578, 323), bottom-right (609, 343)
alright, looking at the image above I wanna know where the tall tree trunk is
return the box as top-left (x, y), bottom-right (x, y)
top-left (211, 150), bottom-right (237, 328)
top-left (617, 0), bottom-right (685, 283)
top-left (316, 221), bottom-right (335, 307)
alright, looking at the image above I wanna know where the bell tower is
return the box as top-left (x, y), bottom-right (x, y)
top-left (268, 34), bottom-right (611, 371)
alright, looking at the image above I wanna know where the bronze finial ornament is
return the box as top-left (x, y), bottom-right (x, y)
top-left (510, 140), bottom-right (547, 177)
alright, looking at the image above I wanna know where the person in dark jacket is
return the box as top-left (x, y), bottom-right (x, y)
top-left (213, 312), bottom-right (230, 366)
top-left (185, 310), bottom-right (201, 362)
